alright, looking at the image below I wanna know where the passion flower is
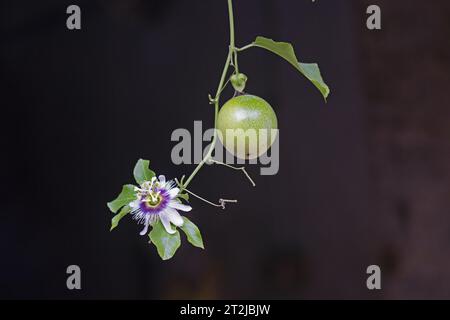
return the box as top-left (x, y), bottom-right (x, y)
top-left (129, 175), bottom-right (192, 235)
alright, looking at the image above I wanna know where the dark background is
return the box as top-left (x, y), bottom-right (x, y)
top-left (1, 0), bottom-right (450, 299)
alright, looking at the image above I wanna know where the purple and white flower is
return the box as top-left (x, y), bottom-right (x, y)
top-left (129, 175), bottom-right (191, 235)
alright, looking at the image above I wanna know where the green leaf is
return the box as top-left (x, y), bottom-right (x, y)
top-left (149, 220), bottom-right (181, 260)
top-left (133, 159), bottom-right (156, 185)
top-left (252, 36), bottom-right (330, 100)
top-left (110, 205), bottom-right (131, 231)
top-left (107, 184), bottom-right (137, 213)
top-left (177, 192), bottom-right (189, 203)
top-left (180, 217), bottom-right (204, 249)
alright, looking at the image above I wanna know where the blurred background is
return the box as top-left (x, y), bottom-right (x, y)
top-left (1, 0), bottom-right (450, 299)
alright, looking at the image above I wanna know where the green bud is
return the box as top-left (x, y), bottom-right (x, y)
top-left (230, 73), bottom-right (248, 92)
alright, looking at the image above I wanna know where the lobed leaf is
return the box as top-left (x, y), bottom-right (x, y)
top-left (110, 205), bottom-right (131, 231)
top-left (180, 217), bottom-right (204, 249)
top-left (149, 220), bottom-right (181, 260)
top-left (177, 192), bottom-right (190, 203)
top-left (252, 36), bottom-right (330, 100)
top-left (133, 159), bottom-right (156, 185)
top-left (107, 184), bottom-right (136, 213)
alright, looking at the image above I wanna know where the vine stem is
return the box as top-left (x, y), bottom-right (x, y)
top-left (181, 0), bottom-right (236, 191)
top-left (208, 159), bottom-right (256, 187)
top-left (236, 43), bottom-right (254, 52)
top-left (184, 187), bottom-right (238, 210)
top-left (176, 178), bottom-right (237, 209)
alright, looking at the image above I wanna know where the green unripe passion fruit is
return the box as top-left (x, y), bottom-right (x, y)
top-left (217, 94), bottom-right (278, 159)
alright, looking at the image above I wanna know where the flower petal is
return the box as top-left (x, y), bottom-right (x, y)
top-left (139, 216), bottom-right (150, 236)
top-left (159, 212), bottom-right (176, 234)
top-left (168, 187), bottom-right (180, 199)
top-left (163, 207), bottom-right (184, 227)
top-left (129, 200), bottom-right (140, 209)
top-left (169, 201), bottom-right (192, 212)
top-left (158, 175), bottom-right (166, 185)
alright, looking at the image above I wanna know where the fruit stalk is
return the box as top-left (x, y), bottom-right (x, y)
top-left (181, 0), bottom-right (236, 190)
